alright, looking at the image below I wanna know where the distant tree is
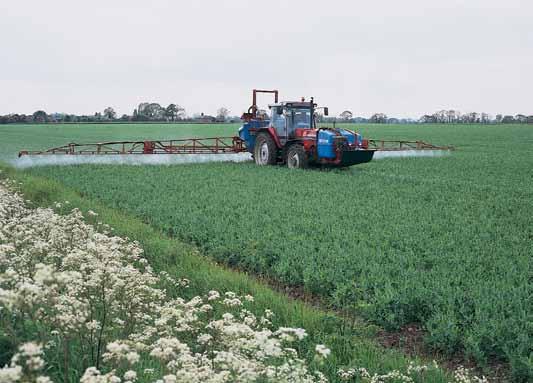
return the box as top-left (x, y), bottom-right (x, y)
top-left (103, 107), bottom-right (116, 120)
top-left (339, 110), bottom-right (353, 121)
top-left (495, 114), bottom-right (503, 123)
top-left (420, 114), bottom-right (436, 123)
top-left (32, 110), bottom-right (47, 123)
top-left (48, 113), bottom-right (60, 123)
top-left (501, 115), bottom-right (515, 124)
top-left (137, 103), bottom-right (149, 120)
top-left (119, 114), bottom-right (130, 121)
top-left (465, 112), bottom-right (479, 123)
top-left (527, 115), bottom-right (533, 124)
top-left (151, 103), bottom-right (165, 120)
top-left (138, 103), bottom-right (164, 120)
top-left (19, 114), bottom-right (28, 123)
top-left (432, 110), bottom-right (447, 123)
top-left (480, 113), bottom-right (491, 124)
top-left (11, 114), bottom-right (21, 123)
top-left (165, 104), bottom-right (185, 121)
top-left (446, 110), bottom-right (457, 123)
top-left (370, 113), bottom-right (387, 123)
top-left (515, 114), bottom-right (527, 123)
top-left (216, 107), bottom-right (230, 122)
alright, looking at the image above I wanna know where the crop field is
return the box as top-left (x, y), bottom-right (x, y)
top-left (1, 122), bottom-right (532, 380)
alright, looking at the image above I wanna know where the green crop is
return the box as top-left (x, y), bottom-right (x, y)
top-left (5, 122), bottom-right (533, 380)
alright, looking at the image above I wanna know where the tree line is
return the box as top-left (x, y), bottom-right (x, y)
top-left (333, 110), bottom-right (533, 124)
top-left (1, 104), bottom-right (531, 124)
top-left (0, 103), bottom-right (236, 124)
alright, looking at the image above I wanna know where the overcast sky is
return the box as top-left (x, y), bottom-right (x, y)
top-left (1, 0), bottom-right (531, 118)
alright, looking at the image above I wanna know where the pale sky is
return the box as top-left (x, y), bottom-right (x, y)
top-left (1, 0), bottom-right (531, 118)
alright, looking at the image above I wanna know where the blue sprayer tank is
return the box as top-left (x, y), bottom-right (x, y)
top-left (317, 129), bottom-right (361, 159)
top-left (238, 120), bottom-right (269, 153)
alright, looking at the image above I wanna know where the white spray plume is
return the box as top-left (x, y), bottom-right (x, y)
top-left (12, 153), bottom-right (253, 169)
top-left (373, 150), bottom-right (451, 160)
top-left (10, 150), bottom-right (449, 169)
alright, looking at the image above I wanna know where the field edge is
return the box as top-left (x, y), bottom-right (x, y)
top-left (0, 163), bottom-right (456, 383)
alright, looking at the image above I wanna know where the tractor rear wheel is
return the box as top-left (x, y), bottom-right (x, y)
top-left (286, 145), bottom-right (308, 169)
top-left (254, 133), bottom-right (277, 166)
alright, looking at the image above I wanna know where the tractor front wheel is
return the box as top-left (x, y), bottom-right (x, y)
top-left (286, 145), bottom-right (308, 169)
top-left (254, 133), bottom-right (277, 166)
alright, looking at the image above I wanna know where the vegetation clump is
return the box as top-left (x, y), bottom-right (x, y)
top-left (0, 180), bottom-right (331, 382)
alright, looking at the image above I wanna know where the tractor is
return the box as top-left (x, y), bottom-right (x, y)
top-left (239, 89), bottom-right (375, 168)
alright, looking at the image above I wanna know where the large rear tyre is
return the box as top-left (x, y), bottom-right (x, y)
top-left (254, 133), bottom-right (277, 166)
top-left (286, 145), bottom-right (309, 169)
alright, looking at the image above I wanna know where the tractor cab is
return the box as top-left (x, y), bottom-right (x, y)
top-left (269, 99), bottom-right (322, 145)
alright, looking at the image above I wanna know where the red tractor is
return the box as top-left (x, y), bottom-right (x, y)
top-left (239, 89), bottom-right (375, 168)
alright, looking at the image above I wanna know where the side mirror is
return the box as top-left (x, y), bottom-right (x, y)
top-left (324, 107), bottom-right (329, 116)
top-left (276, 107), bottom-right (283, 115)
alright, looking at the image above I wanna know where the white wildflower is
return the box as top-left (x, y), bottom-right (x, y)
top-left (123, 370), bottom-right (137, 381)
top-left (0, 365), bottom-right (22, 383)
top-left (197, 333), bottom-right (213, 344)
top-left (85, 320), bottom-right (101, 331)
top-left (223, 297), bottom-right (242, 307)
top-left (207, 290), bottom-right (220, 301)
top-left (126, 352), bottom-right (140, 364)
top-left (315, 344), bottom-right (331, 359)
top-left (163, 374), bottom-right (177, 383)
top-left (338, 368), bottom-right (356, 380)
top-left (244, 294), bottom-right (254, 302)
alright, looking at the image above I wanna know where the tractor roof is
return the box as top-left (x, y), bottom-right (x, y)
top-left (269, 101), bottom-right (316, 109)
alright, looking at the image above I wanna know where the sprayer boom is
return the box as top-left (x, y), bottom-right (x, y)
top-left (18, 136), bottom-right (453, 158)
top-left (367, 139), bottom-right (453, 151)
top-left (18, 137), bottom-right (246, 157)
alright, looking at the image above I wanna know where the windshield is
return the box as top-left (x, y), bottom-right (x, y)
top-left (291, 108), bottom-right (311, 128)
